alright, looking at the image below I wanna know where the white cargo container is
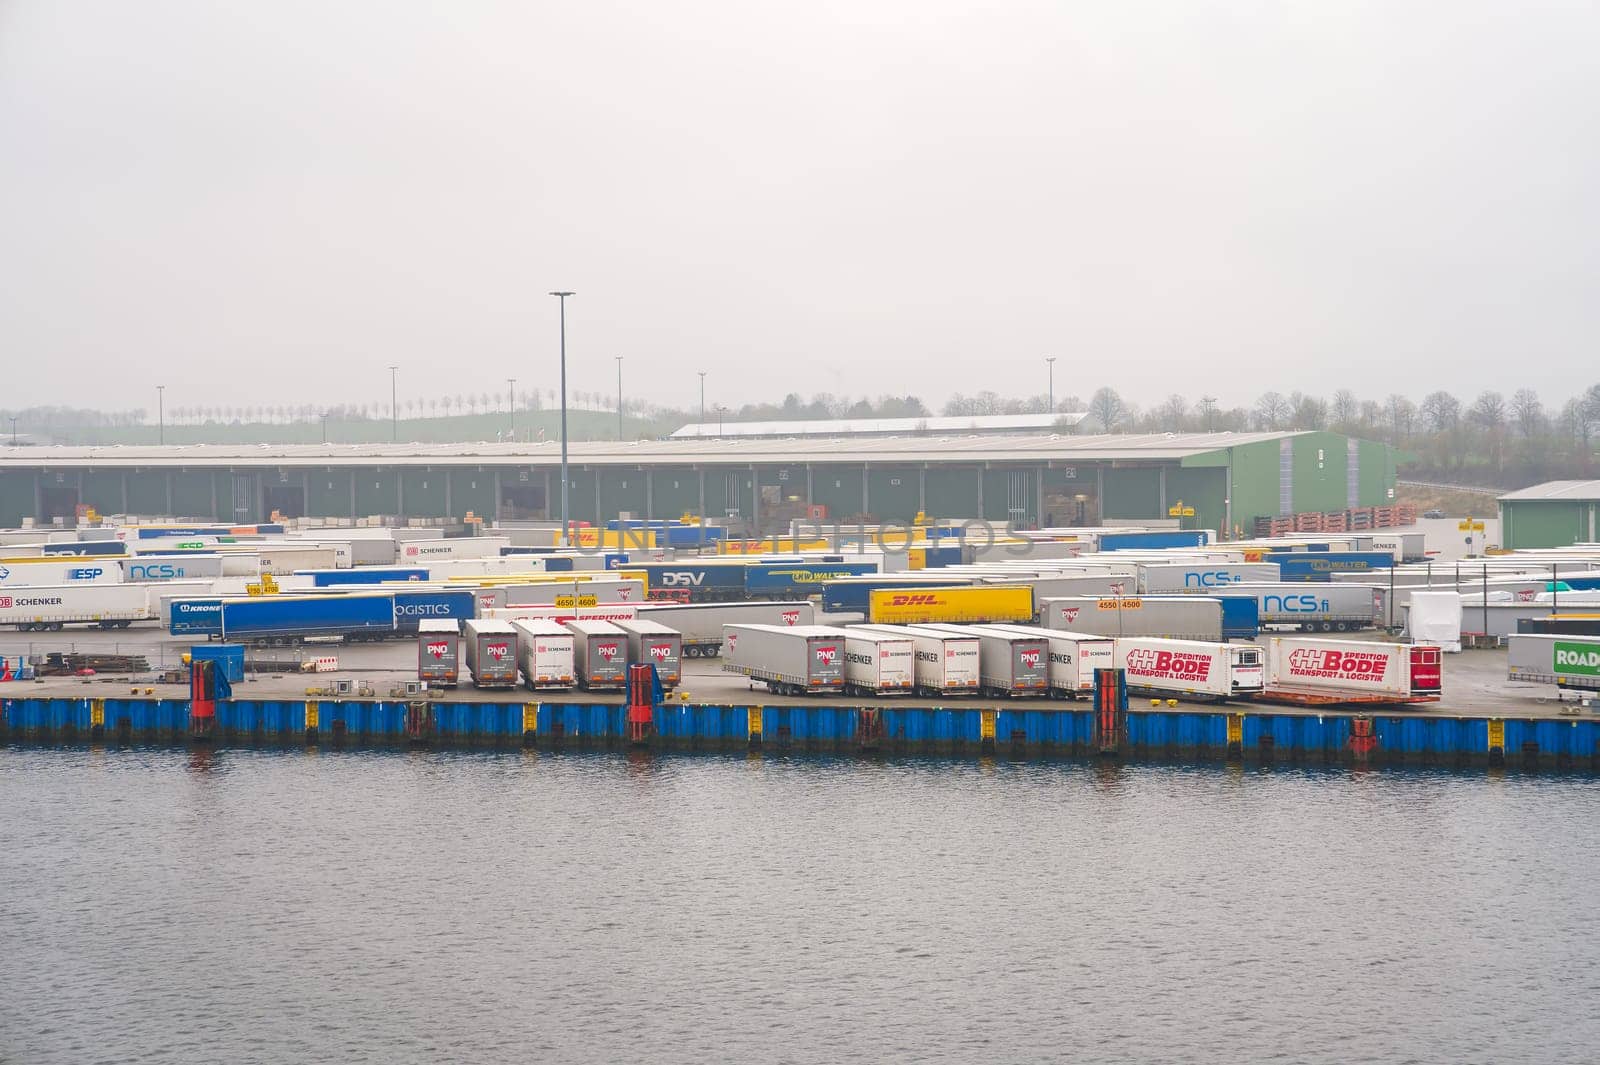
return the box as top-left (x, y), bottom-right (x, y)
top-left (398, 536), bottom-right (513, 563)
top-left (0, 557), bottom-right (123, 587)
top-left (511, 618), bottom-right (576, 690)
top-left (564, 619), bottom-right (629, 690)
top-left (120, 554), bottom-right (226, 582)
top-left (910, 624), bottom-right (1049, 697)
top-left (502, 579), bottom-right (646, 608)
top-left (853, 624), bottom-right (980, 696)
top-left (1265, 637), bottom-right (1441, 699)
top-left (1221, 583), bottom-right (1385, 632)
top-left (1406, 591), bottom-right (1463, 653)
top-left (1039, 596), bottom-right (1224, 641)
top-left (417, 618), bottom-right (462, 687)
top-left (255, 545), bottom-right (340, 574)
top-left (462, 618), bottom-right (520, 689)
top-left (1138, 562), bottom-right (1281, 594)
top-left (722, 624), bottom-right (847, 696)
top-left (978, 624), bottom-right (1114, 698)
top-left (1114, 637), bottom-right (1265, 701)
top-left (841, 631), bottom-right (916, 695)
top-left (0, 584), bottom-right (150, 630)
top-left (613, 619), bottom-right (685, 688)
top-left (637, 601), bottom-right (813, 657)
top-left (487, 603), bottom-right (639, 625)
top-left (1507, 634), bottom-right (1600, 692)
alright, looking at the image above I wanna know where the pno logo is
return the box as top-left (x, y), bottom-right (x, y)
top-left (815, 646), bottom-right (838, 665)
top-left (649, 644), bottom-right (671, 660)
top-left (486, 642), bottom-right (511, 660)
top-left (1060, 607), bottom-right (1080, 622)
top-left (597, 642), bottom-right (619, 661)
top-left (781, 610), bottom-right (800, 625)
top-left (1019, 650), bottom-right (1041, 668)
top-left (426, 641), bottom-right (450, 659)
top-left (618, 588), bottom-right (633, 600)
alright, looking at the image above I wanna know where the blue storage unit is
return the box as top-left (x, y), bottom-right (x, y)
top-left (1217, 596), bottom-right (1261, 640)
top-left (820, 577), bottom-right (967, 613)
top-left (390, 589), bottom-right (477, 632)
top-left (1099, 531), bottom-right (1210, 550)
top-left (634, 561), bottom-right (748, 600)
top-left (221, 594), bottom-right (396, 639)
top-left (743, 561), bottom-right (879, 597)
top-left (40, 540), bottom-right (128, 556)
top-left (1266, 551), bottom-right (1395, 580)
top-left (298, 567), bottom-right (429, 587)
top-left (169, 598), bottom-right (225, 637)
top-left (190, 644), bottom-right (245, 683)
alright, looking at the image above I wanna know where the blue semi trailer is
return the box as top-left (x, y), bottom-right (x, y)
top-left (168, 590), bottom-right (475, 645)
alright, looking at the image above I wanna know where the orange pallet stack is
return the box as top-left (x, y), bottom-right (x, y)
top-left (1396, 503), bottom-right (1418, 525)
top-left (1323, 511), bottom-right (1349, 532)
top-left (1295, 512), bottom-right (1325, 532)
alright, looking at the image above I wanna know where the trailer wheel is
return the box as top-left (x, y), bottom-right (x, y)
top-left (1317, 621), bottom-right (1334, 632)
top-left (1333, 621), bottom-right (1350, 632)
top-left (50, 622), bottom-right (64, 631)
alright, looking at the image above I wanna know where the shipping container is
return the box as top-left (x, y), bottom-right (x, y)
top-left (841, 631), bottom-right (916, 695)
top-left (868, 585), bottom-right (1033, 625)
top-left (1114, 637), bottom-right (1265, 701)
top-left (635, 601), bottom-right (813, 657)
top-left (511, 618), bottom-right (576, 690)
top-left (911, 624), bottom-right (1049, 697)
top-left (254, 545), bottom-right (341, 574)
top-left (0, 583), bottom-right (149, 631)
top-left (1038, 596), bottom-right (1225, 642)
top-left (1223, 583), bottom-right (1385, 631)
top-left (1265, 637), bottom-right (1441, 698)
top-left (463, 618), bottom-right (519, 688)
top-left (0, 557), bottom-right (123, 587)
top-left (397, 536), bottom-right (513, 563)
top-left (299, 566), bottom-right (428, 587)
top-left (1138, 562), bottom-right (1281, 594)
top-left (743, 561), bottom-right (880, 598)
top-left (1099, 530), bottom-right (1211, 551)
top-left (487, 603), bottom-right (640, 625)
top-left (633, 561), bottom-right (749, 602)
top-left (565, 619), bottom-right (629, 690)
top-left (977, 624), bottom-right (1114, 698)
top-left (1507, 634), bottom-right (1600, 692)
top-left (613, 619), bottom-right (684, 688)
top-left (1266, 550), bottom-right (1395, 581)
top-left (722, 624), bottom-right (847, 696)
top-left (852, 624), bottom-right (980, 696)
top-left (190, 643), bottom-right (245, 683)
top-left (217, 594), bottom-right (397, 644)
top-left (40, 539), bottom-right (128, 557)
top-left (120, 554), bottom-right (227, 582)
top-left (819, 576), bottom-right (974, 613)
top-left (502, 578), bottom-right (646, 608)
top-left (389, 589), bottom-right (476, 633)
top-left (417, 618), bottom-right (462, 687)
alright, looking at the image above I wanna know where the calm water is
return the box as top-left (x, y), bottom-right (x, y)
top-left (1, 748), bottom-right (1595, 1064)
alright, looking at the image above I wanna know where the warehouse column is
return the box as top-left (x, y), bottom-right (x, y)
top-left (918, 465), bottom-right (926, 516)
top-left (594, 467), bottom-right (603, 528)
top-left (396, 471), bottom-right (406, 522)
top-left (1225, 449), bottom-right (1234, 539)
top-left (302, 471), bottom-right (310, 519)
top-left (1158, 467), bottom-right (1167, 515)
top-left (975, 466), bottom-right (984, 522)
top-left (444, 471), bottom-right (453, 519)
top-left (861, 463), bottom-right (870, 519)
top-left (644, 469), bottom-right (654, 521)
top-left (492, 468), bottom-right (503, 523)
top-left (33, 473), bottom-right (43, 524)
top-left (120, 473), bottom-right (128, 515)
top-left (165, 471), bottom-right (173, 518)
top-left (1035, 467), bottom-right (1044, 529)
top-left (348, 472), bottom-right (356, 520)
top-left (697, 469), bottom-right (706, 546)
top-left (1096, 466), bottom-right (1105, 524)
top-left (542, 468), bottom-right (552, 520)
top-left (805, 465), bottom-right (814, 510)
top-left (749, 464), bottom-right (760, 538)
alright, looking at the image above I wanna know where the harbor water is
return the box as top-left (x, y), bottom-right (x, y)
top-left (1, 748), bottom-right (1595, 1063)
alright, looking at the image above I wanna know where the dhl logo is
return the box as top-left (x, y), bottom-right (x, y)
top-left (888, 593), bottom-right (944, 606)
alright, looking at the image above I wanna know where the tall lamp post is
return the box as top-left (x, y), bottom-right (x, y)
top-left (615, 356), bottom-right (624, 439)
top-left (388, 366), bottom-right (398, 442)
top-left (549, 291), bottom-right (575, 546)
top-left (507, 377), bottom-right (517, 439)
top-left (1045, 356), bottom-right (1056, 414)
top-left (698, 371), bottom-right (707, 432)
top-left (157, 385), bottom-right (165, 444)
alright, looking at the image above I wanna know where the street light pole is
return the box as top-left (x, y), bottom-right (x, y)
top-left (698, 371), bottom-right (707, 431)
top-left (549, 291), bottom-right (575, 546)
top-left (615, 356), bottom-right (624, 440)
top-left (507, 377), bottom-right (517, 439)
top-left (1045, 356), bottom-right (1056, 414)
top-left (388, 366), bottom-right (398, 442)
top-left (157, 385), bottom-right (165, 444)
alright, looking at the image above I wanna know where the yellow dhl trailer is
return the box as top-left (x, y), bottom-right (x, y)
top-left (868, 585), bottom-right (1033, 625)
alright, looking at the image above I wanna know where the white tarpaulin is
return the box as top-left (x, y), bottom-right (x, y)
top-left (1409, 591), bottom-right (1463, 653)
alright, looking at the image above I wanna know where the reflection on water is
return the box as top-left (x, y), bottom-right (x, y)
top-left (1, 748), bottom-right (1594, 1064)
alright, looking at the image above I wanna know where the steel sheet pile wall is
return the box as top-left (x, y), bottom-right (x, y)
top-left (3, 696), bottom-right (1597, 769)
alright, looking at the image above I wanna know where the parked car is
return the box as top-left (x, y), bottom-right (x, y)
top-left (1422, 509), bottom-right (1445, 519)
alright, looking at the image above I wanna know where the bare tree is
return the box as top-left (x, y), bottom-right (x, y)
top-left (1253, 391), bottom-right (1290, 430)
top-left (1511, 388), bottom-right (1543, 437)
top-left (1330, 389), bottom-right (1358, 427)
top-left (1419, 391), bottom-right (1461, 432)
top-left (1468, 390), bottom-right (1506, 431)
top-left (1155, 394), bottom-right (1188, 431)
top-left (1385, 394), bottom-right (1417, 440)
top-left (1087, 387), bottom-right (1127, 431)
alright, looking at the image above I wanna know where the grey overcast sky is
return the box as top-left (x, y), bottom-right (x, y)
top-left (2, 1), bottom-right (1596, 416)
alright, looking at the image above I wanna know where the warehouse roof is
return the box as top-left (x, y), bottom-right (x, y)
top-left (0, 431), bottom-right (1308, 469)
top-left (670, 412), bottom-right (1089, 439)
top-left (1499, 479), bottom-right (1600, 502)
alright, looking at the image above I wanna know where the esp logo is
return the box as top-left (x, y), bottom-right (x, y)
top-left (67, 567), bottom-right (103, 580)
top-left (815, 645), bottom-right (838, 665)
top-left (426, 641), bottom-right (450, 659)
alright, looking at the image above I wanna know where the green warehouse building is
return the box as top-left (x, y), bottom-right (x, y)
top-left (0, 431), bottom-right (1398, 536)
top-left (1497, 480), bottom-right (1600, 548)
